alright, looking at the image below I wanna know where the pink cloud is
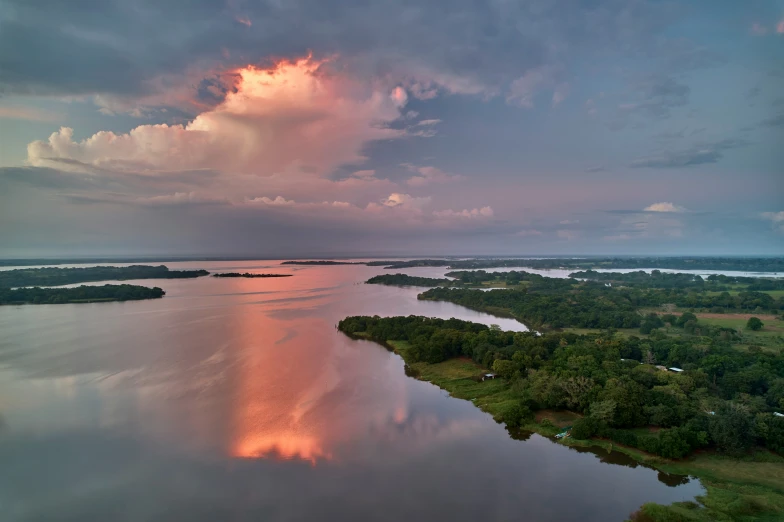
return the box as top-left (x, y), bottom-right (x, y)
top-left (28, 57), bottom-right (409, 178)
top-left (777, 19), bottom-right (784, 34)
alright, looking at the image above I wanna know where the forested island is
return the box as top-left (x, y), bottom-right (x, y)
top-left (0, 265), bottom-right (209, 287)
top-left (213, 272), bottom-right (292, 278)
top-left (0, 284), bottom-right (165, 304)
top-left (281, 260), bottom-right (362, 266)
top-left (366, 274), bottom-right (452, 287)
top-left (341, 268), bottom-right (784, 520)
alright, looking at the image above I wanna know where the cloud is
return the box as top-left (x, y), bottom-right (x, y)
top-left (0, 106), bottom-right (61, 122)
top-left (778, 19), bottom-right (784, 34)
top-left (619, 75), bottom-right (690, 118)
top-left (415, 119), bottom-right (441, 126)
top-left (760, 113), bottom-right (784, 127)
top-left (405, 166), bottom-right (461, 187)
top-left (585, 165), bottom-right (605, 173)
top-left (432, 207), bottom-right (493, 219)
top-left (380, 193), bottom-right (431, 211)
top-left (516, 229), bottom-right (543, 237)
top-left (557, 229), bottom-right (577, 240)
top-left (138, 192), bottom-right (228, 207)
top-left (27, 57), bottom-right (407, 177)
top-left (559, 219), bottom-right (579, 225)
top-left (552, 83), bottom-right (570, 107)
top-left (351, 170), bottom-right (376, 179)
top-left (506, 66), bottom-right (560, 108)
top-left (762, 211), bottom-right (784, 233)
top-left (643, 202), bottom-right (686, 213)
top-left (630, 138), bottom-right (745, 169)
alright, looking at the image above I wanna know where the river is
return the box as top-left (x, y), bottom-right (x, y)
top-left (0, 261), bottom-right (704, 521)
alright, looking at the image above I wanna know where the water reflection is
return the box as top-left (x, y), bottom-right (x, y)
top-left (0, 261), bottom-right (704, 521)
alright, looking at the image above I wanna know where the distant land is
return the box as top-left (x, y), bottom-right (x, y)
top-left (213, 273), bottom-right (292, 278)
top-left (0, 284), bottom-right (165, 305)
top-left (0, 265), bottom-right (209, 288)
top-left (287, 257), bottom-right (784, 272)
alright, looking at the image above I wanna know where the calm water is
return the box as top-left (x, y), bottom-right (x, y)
top-left (0, 261), bottom-right (703, 521)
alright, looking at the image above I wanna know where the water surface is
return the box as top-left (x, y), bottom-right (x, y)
top-left (0, 261), bottom-right (703, 521)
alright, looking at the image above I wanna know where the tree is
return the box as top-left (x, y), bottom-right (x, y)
top-left (709, 404), bottom-right (756, 456)
top-left (746, 317), bottom-right (764, 331)
top-left (589, 400), bottom-right (617, 424)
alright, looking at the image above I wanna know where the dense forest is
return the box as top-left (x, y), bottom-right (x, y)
top-left (366, 274), bottom-right (451, 287)
top-left (0, 284), bottom-right (165, 304)
top-left (373, 257), bottom-right (784, 272)
top-left (419, 272), bottom-right (784, 330)
top-left (281, 260), bottom-right (362, 265)
top-left (0, 265), bottom-right (209, 287)
top-left (572, 270), bottom-right (784, 291)
top-left (338, 315), bottom-right (784, 459)
top-left (213, 273), bottom-right (292, 278)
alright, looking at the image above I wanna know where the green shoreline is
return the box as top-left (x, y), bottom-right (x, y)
top-left (348, 333), bottom-right (784, 521)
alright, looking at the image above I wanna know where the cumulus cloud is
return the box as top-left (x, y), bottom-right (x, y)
top-left (27, 57), bottom-right (407, 177)
top-left (139, 192), bottom-right (228, 206)
top-left (379, 193), bottom-right (431, 210)
top-left (432, 207), bottom-right (493, 219)
top-left (762, 211), bottom-right (784, 233)
top-left (643, 202), bottom-right (686, 213)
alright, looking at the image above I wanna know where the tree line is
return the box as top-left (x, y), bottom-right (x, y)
top-left (0, 284), bottom-right (165, 304)
top-left (213, 273), bottom-right (292, 278)
top-left (0, 265), bottom-right (209, 287)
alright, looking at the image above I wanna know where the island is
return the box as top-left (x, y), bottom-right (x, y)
top-left (0, 265), bottom-right (209, 288)
top-left (281, 257), bottom-right (784, 272)
top-left (339, 269), bottom-right (784, 521)
top-left (0, 284), bottom-right (165, 305)
top-left (366, 270), bottom-right (570, 289)
top-left (213, 272), bottom-right (292, 278)
top-left (281, 260), bottom-right (362, 265)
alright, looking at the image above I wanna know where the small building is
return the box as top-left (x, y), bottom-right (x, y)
top-left (482, 373), bottom-right (496, 381)
top-left (774, 412), bottom-right (784, 418)
top-left (669, 367), bottom-right (684, 373)
top-left (655, 365), bottom-right (668, 371)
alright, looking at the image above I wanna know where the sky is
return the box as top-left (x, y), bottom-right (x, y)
top-left (0, 0), bottom-right (783, 258)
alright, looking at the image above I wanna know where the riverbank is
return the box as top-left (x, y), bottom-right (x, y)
top-left (374, 338), bottom-right (784, 521)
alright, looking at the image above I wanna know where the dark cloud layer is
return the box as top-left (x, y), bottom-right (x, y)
top-left (0, 0), bottom-right (679, 105)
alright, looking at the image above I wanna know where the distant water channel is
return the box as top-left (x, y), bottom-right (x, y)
top-left (0, 261), bottom-right (705, 521)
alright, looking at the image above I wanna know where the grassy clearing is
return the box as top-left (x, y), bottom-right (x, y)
top-left (633, 452), bottom-right (784, 521)
top-left (561, 327), bottom-right (646, 338)
top-left (387, 340), bottom-right (520, 420)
